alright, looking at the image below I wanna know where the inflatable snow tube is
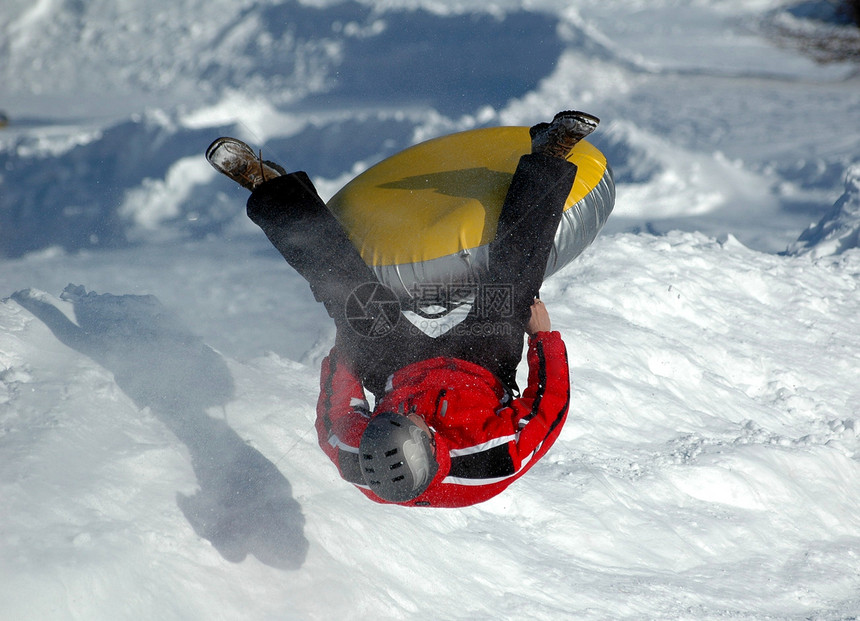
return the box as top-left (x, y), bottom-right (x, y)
top-left (327, 126), bottom-right (615, 301)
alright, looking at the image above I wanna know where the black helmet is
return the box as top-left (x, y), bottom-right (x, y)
top-left (359, 411), bottom-right (438, 502)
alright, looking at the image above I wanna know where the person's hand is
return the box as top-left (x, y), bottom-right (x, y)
top-left (526, 298), bottom-right (552, 336)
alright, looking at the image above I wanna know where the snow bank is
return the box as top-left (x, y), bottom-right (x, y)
top-left (2, 0), bottom-right (859, 259)
top-left (2, 231), bottom-right (860, 619)
top-left (789, 164), bottom-right (860, 257)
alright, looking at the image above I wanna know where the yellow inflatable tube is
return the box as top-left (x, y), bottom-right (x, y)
top-left (327, 126), bottom-right (615, 299)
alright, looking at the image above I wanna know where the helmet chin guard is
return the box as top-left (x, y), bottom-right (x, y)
top-left (359, 411), bottom-right (438, 502)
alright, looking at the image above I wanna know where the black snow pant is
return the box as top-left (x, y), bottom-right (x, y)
top-left (247, 152), bottom-right (578, 399)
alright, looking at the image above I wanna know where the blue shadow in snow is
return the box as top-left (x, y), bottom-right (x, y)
top-left (0, 2), bottom-right (566, 258)
top-left (11, 285), bottom-right (308, 570)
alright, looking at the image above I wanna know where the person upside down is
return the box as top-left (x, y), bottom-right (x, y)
top-left (206, 110), bottom-right (600, 507)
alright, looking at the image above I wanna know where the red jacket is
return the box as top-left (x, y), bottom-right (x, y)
top-left (315, 331), bottom-right (570, 507)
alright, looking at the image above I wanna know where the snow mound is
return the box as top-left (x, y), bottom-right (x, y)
top-left (3, 233), bottom-right (860, 619)
top-left (788, 164), bottom-right (860, 257)
top-left (0, 0), bottom-right (562, 118)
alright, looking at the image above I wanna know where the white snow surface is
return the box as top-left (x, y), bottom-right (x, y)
top-left (2, 0), bottom-right (860, 619)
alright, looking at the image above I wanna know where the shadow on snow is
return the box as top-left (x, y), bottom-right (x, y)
top-left (12, 285), bottom-right (309, 570)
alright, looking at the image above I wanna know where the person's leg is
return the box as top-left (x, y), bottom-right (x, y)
top-left (247, 173), bottom-right (436, 396)
top-left (488, 152), bottom-right (579, 323)
top-left (247, 172), bottom-right (379, 319)
top-left (442, 152), bottom-right (578, 391)
top-left (210, 138), bottom-right (433, 393)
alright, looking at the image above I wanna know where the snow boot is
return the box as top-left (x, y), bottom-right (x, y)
top-left (530, 111), bottom-right (600, 159)
top-left (205, 137), bottom-right (287, 191)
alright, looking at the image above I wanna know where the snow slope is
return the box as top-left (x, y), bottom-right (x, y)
top-left (2, 0), bottom-right (860, 619)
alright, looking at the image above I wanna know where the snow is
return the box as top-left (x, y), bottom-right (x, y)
top-left (789, 164), bottom-right (860, 257)
top-left (2, 0), bottom-right (860, 618)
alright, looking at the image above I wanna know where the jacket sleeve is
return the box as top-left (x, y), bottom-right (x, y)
top-left (508, 330), bottom-right (570, 463)
top-left (315, 347), bottom-right (371, 485)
